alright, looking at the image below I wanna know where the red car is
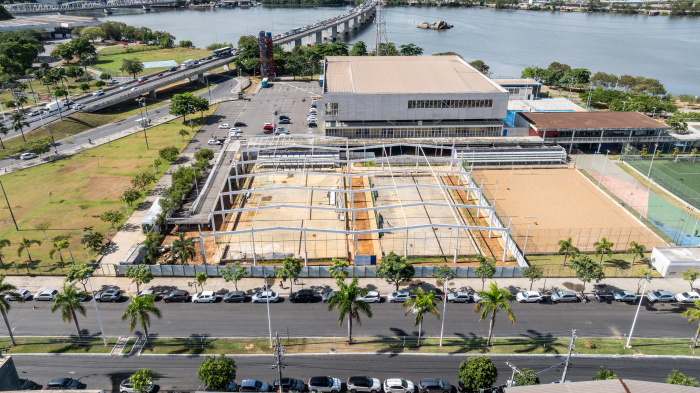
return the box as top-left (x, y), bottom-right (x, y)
top-left (156, 73), bottom-right (163, 77)
top-left (263, 123), bottom-right (274, 131)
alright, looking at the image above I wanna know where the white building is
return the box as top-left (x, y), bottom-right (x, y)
top-left (321, 56), bottom-right (509, 139)
top-left (650, 247), bottom-right (700, 278)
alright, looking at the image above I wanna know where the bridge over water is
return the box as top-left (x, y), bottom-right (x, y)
top-left (5, 0), bottom-right (177, 15)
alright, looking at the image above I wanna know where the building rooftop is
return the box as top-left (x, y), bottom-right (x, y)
top-left (493, 78), bottom-right (542, 86)
top-left (508, 97), bottom-right (587, 112)
top-left (0, 15), bottom-right (99, 31)
top-left (324, 56), bottom-right (506, 95)
top-left (654, 246), bottom-right (700, 262)
top-left (505, 379), bottom-right (700, 392)
top-left (519, 111), bottom-right (669, 131)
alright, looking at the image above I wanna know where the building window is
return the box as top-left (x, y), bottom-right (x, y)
top-left (406, 99), bottom-right (493, 110)
top-left (325, 103), bottom-right (339, 116)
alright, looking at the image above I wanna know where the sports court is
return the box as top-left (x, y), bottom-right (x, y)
top-left (624, 157), bottom-right (700, 209)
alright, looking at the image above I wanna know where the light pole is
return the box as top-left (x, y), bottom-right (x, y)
top-left (136, 98), bottom-right (149, 149)
top-left (597, 149), bottom-right (610, 188)
top-left (122, 189), bottom-right (130, 216)
top-left (187, 104), bottom-right (194, 136)
top-left (86, 274), bottom-right (108, 345)
top-left (626, 274), bottom-right (650, 348)
top-left (0, 178), bottom-right (18, 231)
top-left (523, 216), bottom-right (538, 258)
top-left (489, 180), bottom-right (499, 238)
top-left (621, 100), bottom-right (629, 111)
top-left (652, 107), bottom-right (657, 118)
top-left (568, 77), bottom-right (574, 100)
top-left (263, 273), bottom-right (273, 347)
top-left (81, 232), bottom-right (91, 262)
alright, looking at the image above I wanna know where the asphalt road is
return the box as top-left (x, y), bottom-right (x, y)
top-left (10, 353), bottom-right (700, 392)
top-left (5, 294), bottom-right (698, 340)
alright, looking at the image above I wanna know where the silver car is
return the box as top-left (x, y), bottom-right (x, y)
top-left (387, 290), bottom-right (412, 303)
top-left (356, 291), bottom-right (381, 303)
top-left (646, 290), bottom-right (675, 303)
top-left (34, 289), bottom-right (58, 301)
top-left (446, 292), bottom-right (471, 303)
top-left (613, 291), bottom-right (637, 302)
top-left (308, 377), bottom-right (341, 393)
top-left (120, 378), bottom-right (154, 393)
top-left (550, 290), bottom-right (579, 303)
top-left (5, 289), bottom-right (31, 301)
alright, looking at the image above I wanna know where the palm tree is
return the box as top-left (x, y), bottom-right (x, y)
top-left (0, 275), bottom-right (23, 346)
top-left (474, 282), bottom-right (516, 347)
top-left (171, 233), bottom-right (196, 265)
top-left (557, 237), bottom-right (579, 267)
top-left (17, 237), bottom-right (41, 272)
top-left (49, 240), bottom-right (70, 268)
top-left (51, 283), bottom-right (87, 339)
top-left (0, 239), bottom-right (10, 269)
top-left (403, 288), bottom-right (440, 347)
top-left (326, 276), bottom-right (373, 344)
top-left (0, 123), bottom-right (9, 149)
top-left (142, 239), bottom-right (161, 264)
top-left (627, 241), bottom-right (646, 265)
top-left (16, 95), bottom-right (29, 111)
top-left (594, 237), bottom-right (614, 265)
top-left (121, 293), bottom-right (162, 343)
top-left (10, 112), bottom-right (29, 142)
top-left (681, 300), bottom-right (700, 348)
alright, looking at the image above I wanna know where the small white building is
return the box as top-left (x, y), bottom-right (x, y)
top-left (650, 247), bottom-right (700, 278)
top-left (140, 197), bottom-right (163, 234)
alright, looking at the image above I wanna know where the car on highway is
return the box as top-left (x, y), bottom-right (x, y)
top-left (239, 380), bottom-right (269, 393)
top-left (28, 109), bottom-right (42, 116)
top-left (234, 121), bottom-right (247, 127)
top-left (119, 85), bottom-right (129, 90)
top-left (110, 79), bottom-right (119, 84)
top-left (274, 378), bottom-right (305, 393)
top-left (94, 289), bottom-right (121, 302)
top-left (20, 152), bottom-right (37, 160)
top-left (156, 73), bottom-right (164, 77)
top-left (34, 289), bottom-right (58, 301)
top-left (131, 87), bottom-right (139, 92)
top-left (163, 290), bottom-right (189, 303)
top-left (252, 290), bottom-right (280, 303)
top-left (138, 77), bottom-right (148, 82)
top-left (45, 378), bottom-right (86, 390)
top-left (208, 139), bottom-right (223, 145)
top-left (223, 291), bottom-right (247, 303)
top-left (274, 127), bottom-right (289, 135)
top-left (290, 289), bottom-right (315, 303)
top-left (446, 292), bottom-right (472, 303)
top-left (168, 67), bottom-right (178, 72)
top-left (192, 291), bottom-right (217, 303)
top-left (92, 90), bottom-right (104, 96)
top-left (19, 379), bottom-right (40, 390)
top-left (387, 290), bottom-right (413, 303)
top-left (120, 378), bottom-right (154, 393)
top-left (219, 123), bottom-right (230, 129)
top-left (5, 289), bottom-right (31, 301)
top-left (308, 376), bottom-right (341, 393)
top-left (72, 103), bottom-right (85, 111)
top-left (551, 290), bottom-right (579, 303)
top-left (676, 291), bottom-right (700, 303)
top-left (278, 118), bottom-right (291, 124)
top-left (646, 290), bottom-right (675, 303)
top-left (419, 378), bottom-right (452, 393)
top-left (322, 291), bottom-right (337, 303)
top-left (263, 123), bottom-right (275, 131)
top-left (383, 379), bottom-right (414, 393)
top-left (347, 376), bottom-right (381, 393)
top-left (516, 291), bottom-right (543, 303)
top-left (356, 291), bottom-right (381, 303)
top-left (613, 291), bottom-right (637, 302)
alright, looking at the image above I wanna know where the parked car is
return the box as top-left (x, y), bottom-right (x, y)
top-left (163, 290), bottom-right (189, 303)
top-left (274, 378), bottom-right (305, 393)
top-left (383, 379), bottom-right (414, 393)
top-left (92, 90), bottom-right (104, 96)
top-left (290, 289), bottom-right (315, 303)
top-left (446, 292), bottom-right (471, 303)
top-left (5, 289), bottom-right (31, 301)
top-left (613, 291), bottom-right (638, 302)
top-left (239, 380), bottom-right (269, 393)
top-left (137, 289), bottom-right (155, 298)
top-left (219, 123), bottom-right (230, 129)
top-left (192, 291), bottom-right (217, 303)
top-left (110, 79), bottom-right (119, 84)
top-left (95, 289), bottom-right (121, 302)
top-left (551, 290), bottom-right (579, 303)
top-left (223, 291), bottom-right (247, 303)
top-left (234, 121), bottom-right (247, 127)
top-left (647, 290), bottom-right (675, 303)
top-left (229, 127), bottom-right (242, 133)
top-left (19, 379), bottom-right (40, 390)
top-left (347, 376), bottom-right (381, 393)
top-left (387, 290), bottom-right (413, 303)
top-left (45, 378), bottom-right (85, 390)
top-left (263, 123), bottom-right (275, 131)
top-left (20, 152), bottom-right (37, 160)
top-left (279, 115), bottom-right (290, 120)
top-left (322, 291), bottom-right (337, 303)
top-left (308, 377), bottom-right (341, 393)
top-left (34, 289), bottom-right (58, 301)
top-left (278, 118), bottom-right (291, 124)
top-left (356, 291), bottom-right (381, 303)
top-left (208, 139), bottom-right (223, 145)
top-left (274, 127), bottom-right (289, 135)
top-left (252, 290), bottom-right (280, 303)
top-left (676, 291), bottom-right (700, 303)
top-left (516, 291), bottom-right (543, 303)
top-left (205, 381), bottom-right (238, 392)
top-left (419, 378), bottom-right (452, 393)
top-left (72, 103), bottom-right (85, 111)
top-left (308, 121), bottom-right (317, 128)
top-left (120, 378), bottom-right (154, 393)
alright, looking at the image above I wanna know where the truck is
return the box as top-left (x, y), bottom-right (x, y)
top-left (44, 101), bottom-right (67, 113)
top-left (180, 59), bottom-right (196, 69)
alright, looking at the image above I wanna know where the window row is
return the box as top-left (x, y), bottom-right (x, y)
top-left (407, 99), bottom-right (494, 109)
top-left (324, 102), bottom-right (339, 116)
top-left (326, 126), bottom-right (502, 139)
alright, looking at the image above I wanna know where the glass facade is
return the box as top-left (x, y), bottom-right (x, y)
top-left (407, 99), bottom-right (493, 109)
top-left (326, 125), bottom-right (502, 139)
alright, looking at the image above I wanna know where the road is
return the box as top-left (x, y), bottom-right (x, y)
top-left (10, 353), bottom-right (700, 392)
top-left (4, 295), bottom-right (698, 340)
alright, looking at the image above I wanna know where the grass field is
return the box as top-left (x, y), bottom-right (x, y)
top-left (0, 337), bottom-right (117, 354)
top-left (0, 105), bottom-right (216, 275)
top-left (1, 77), bottom-right (109, 116)
top-left (526, 252), bottom-right (658, 279)
top-left (624, 157), bottom-right (700, 209)
top-left (94, 47), bottom-right (211, 77)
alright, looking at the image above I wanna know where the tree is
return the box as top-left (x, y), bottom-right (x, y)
top-left (474, 282), bottom-right (515, 346)
top-left (171, 233), bottom-right (196, 265)
top-left (50, 43), bottom-right (76, 63)
top-left (142, 238), bottom-right (161, 264)
top-left (327, 258), bottom-right (349, 282)
top-left (121, 293), bottom-right (162, 342)
top-left (178, 128), bottom-right (190, 140)
top-left (159, 146), bottom-right (179, 162)
top-left (569, 254), bottom-right (605, 292)
top-left (0, 275), bottom-right (23, 346)
top-left (681, 268), bottom-right (699, 291)
top-left (82, 232), bottom-right (104, 253)
top-left (0, 239), bottom-right (10, 269)
top-left (125, 264), bottom-right (153, 293)
top-left (198, 354), bottom-right (237, 390)
top-left (399, 43), bottom-right (423, 56)
top-left (593, 366), bottom-right (617, 380)
top-left (459, 356), bottom-right (498, 392)
top-left (120, 58), bottom-right (144, 79)
top-left (627, 241), bottom-right (646, 266)
top-left (557, 237), bottom-right (579, 266)
top-left (681, 300), bottom-right (700, 348)
top-left (50, 240), bottom-right (71, 268)
top-left (469, 60), bottom-right (490, 74)
top-left (430, 265), bottom-right (457, 291)
top-left (521, 265), bottom-right (544, 291)
top-left (327, 276), bottom-right (373, 344)
top-left (121, 189), bottom-right (141, 207)
top-left (179, 40), bottom-right (193, 48)
top-left (51, 282), bottom-right (87, 339)
top-left (194, 148), bottom-right (214, 162)
top-left (0, 123), bottom-right (9, 149)
top-left (129, 368), bottom-right (155, 393)
top-left (10, 112), bottom-right (28, 142)
top-left (65, 263), bottom-right (95, 292)
top-left (474, 255), bottom-right (497, 291)
top-left (221, 262), bottom-right (248, 291)
top-left (403, 288), bottom-right (440, 346)
top-left (79, 82), bottom-right (89, 92)
top-left (100, 209), bottom-right (125, 229)
top-left (132, 171), bottom-right (156, 191)
top-left (276, 257), bottom-right (303, 293)
top-left (349, 41), bottom-right (368, 56)
top-left (594, 237), bottom-right (614, 264)
top-left (666, 370), bottom-right (699, 387)
top-left (169, 92), bottom-right (209, 123)
top-left (376, 251), bottom-right (415, 291)
top-left (17, 236), bottom-right (41, 265)
top-left (95, 80), bottom-right (106, 88)
top-left (33, 220), bottom-right (52, 239)
top-left (194, 272), bottom-right (208, 292)
top-left (82, 26), bottom-right (103, 42)
top-left (513, 368), bottom-right (540, 386)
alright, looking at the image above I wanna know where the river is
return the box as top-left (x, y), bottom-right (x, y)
top-left (78, 6), bottom-right (700, 95)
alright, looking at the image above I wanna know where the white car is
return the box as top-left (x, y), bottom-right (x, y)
top-left (676, 291), bottom-right (700, 303)
top-left (20, 152), bottom-right (37, 160)
top-left (356, 291), bottom-right (381, 303)
top-left (383, 379), bottom-right (414, 393)
top-left (130, 87), bottom-right (139, 92)
top-left (137, 290), bottom-right (155, 298)
top-left (219, 123), bottom-right (230, 129)
top-left (446, 292), bottom-right (472, 303)
top-left (92, 90), bottom-right (104, 96)
top-left (516, 291), bottom-right (543, 303)
top-left (387, 290), bottom-right (412, 303)
top-left (274, 127), bottom-right (289, 135)
top-left (72, 103), bottom-right (85, 111)
top-left (192, 291), bottom-right (217, 303)
top-left (229, 127), bottom-right (242, 134)
top-left (34, 289), bottom-right (58, 301)
top-left (208, 139), bottom-right (223, 145)
top-left (252, 290), bottom-right (280, 303)
top-left (5, 289), bottom-right (31, 301)
top-left (120, 378), bottom-right (154, 393)
top-left (308, 377), bottom-right (341, 393)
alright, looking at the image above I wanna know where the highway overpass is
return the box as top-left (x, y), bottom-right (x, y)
top-left (5, 0), bottom-right (178, 15)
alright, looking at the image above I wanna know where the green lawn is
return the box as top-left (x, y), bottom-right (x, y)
top-left (94, 47), bottom-right (212, 77)
top-left (527, 252), bottom-right (657, 278)
top-left (0, 336), bottom-right (117, 354)
top-left (1, 78), bottom-right (109, 115)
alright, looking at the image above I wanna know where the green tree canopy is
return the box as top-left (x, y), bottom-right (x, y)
top-left (376, 252), bottom-right (415, 291)
top-left (125, 264), bottom-right (153, 293)
top-left (513, 368), bottom-right (540, 386)
top-left (474, 255), bottom-right (497, 291)
top-left (65, 263), bottom-right (95, 292)
top-left (349, 41), bottom-right (368, 56)
top-left (129, 368), bottom-right (155, 393)
top-left (570, 254), bottom-right (605, 292)
top-left (459, 356), bottom-right (498, 392)
top-left (326, 276), bottom-right (373, 343)
top-left (521, 265), bottom-right (544, 291)
top-left (329, 258), bottom-right (350, 282)
top-left (159, 146), bottom-right (180, 162)
top-left (681, 268), bottom-right (699, 292)
top-left (169, 92), bottom-right (209, 123)
top-left (475, 281), bottom-right (515, 346)
top-left (666, 370), bottom-right (699, 387)
top-left (0, 274), bottom-right (22, 345)
top-left (593, 366), bottom-right (617, 380)
top-left (221, 262), bottom-right (248, 291)
top-left (100, 209), bottom-right (125, 229)
top-left (469, 60), bottom-right (490, 74)
top-left (275, 257), bottom-right (303, 292)
top-left (120, 58), bottom-right (144, 79)
top-left (198, 354), bottom-right (237, 390)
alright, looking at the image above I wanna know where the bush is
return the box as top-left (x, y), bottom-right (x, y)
top-left (179, 40), bottom-right (193, 48)
top-left (95, 80), bottom-right (106, 87)
top-left (159, 146), bottom-right (180, 162)
top-left (79, 82), bottom-right (90, 92)
top-left (194, 149), bottom-right (214, 161)
top-left (99, 72), bottom-right (111, 80)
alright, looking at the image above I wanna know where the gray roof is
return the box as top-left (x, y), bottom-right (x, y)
top-left (505, 379), bottom-right (700, 392)
top-left (654, 247), bottom-right (700, 262)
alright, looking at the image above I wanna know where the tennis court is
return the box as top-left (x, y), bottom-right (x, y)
top-left (623, 156), bottom-right (700, 209)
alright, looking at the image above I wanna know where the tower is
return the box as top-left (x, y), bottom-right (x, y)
top-left (373, 2), bottom-right (388, 56)
top-left (258, 31), bottom-right (275, 80)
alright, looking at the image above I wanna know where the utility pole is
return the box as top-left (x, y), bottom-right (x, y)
top-left (0, 179), bottom-right (18, 231)
top-left (505, 361), bottom-right (525, 387)
top-left (272, 331), bottom-right (285, 393)
top-left (561, 329), bottom-right (577, 383)
top-left (627, 274), bottom-right (650, 348)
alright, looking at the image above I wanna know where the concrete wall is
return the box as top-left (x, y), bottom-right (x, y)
top-left (0, 356), bottom-right (22, 391)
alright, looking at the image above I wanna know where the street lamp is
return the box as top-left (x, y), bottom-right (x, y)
top-left (652, 107), bottom-right (657, 118)
top-left (81, 232), bottom-right (91, 262)
top-left (123, 189), bottom-right (130, 216)
top-left (263, 273), bottom-right (273, 347)
top-left (86, 274), bottom-right (108, 345)
top-left (626, 273), bottom-right (650, 348)
top-left (621, 100), bottom-right (629, 111)
top-left (522, 216), bottom-right (538, 258)
top-left (597, 149), bottom-right (610, 188)
top-left (136, 98), bottom-right (150, 149)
